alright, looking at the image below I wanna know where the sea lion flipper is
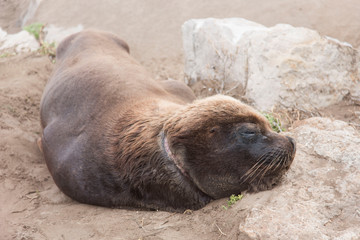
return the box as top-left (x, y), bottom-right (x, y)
top-left (160, 79), bottom-right (196, 103)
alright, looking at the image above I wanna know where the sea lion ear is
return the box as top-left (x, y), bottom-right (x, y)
top-left (170, 143), bottom-right (189, 178)
top-left (172, 143), bottom-right (186, 159)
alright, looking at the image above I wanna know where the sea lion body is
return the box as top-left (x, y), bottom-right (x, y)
top-left (39, 30), bottom-right (295, 211)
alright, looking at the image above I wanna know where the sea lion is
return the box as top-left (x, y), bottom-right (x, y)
top-left (39, 30), bottom-right (296, 212)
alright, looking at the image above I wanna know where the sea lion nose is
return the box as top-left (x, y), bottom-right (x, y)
top-left (286, 136), bottom-right (296, 154)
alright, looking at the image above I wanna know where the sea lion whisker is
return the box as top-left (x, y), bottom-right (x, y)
top-left (257, 151), bottom-right (271, 162)
top-left (275, 152), bottom-right (289, 171)
top-left (259, 156), bottom-right (279, 179)
top-left (243, 160), bottom-right (263, 176)
top-left (246, 151), bottom-right (280, 183)
top-left (241, 160), bottom-right (267, 183)
top-left (273, 157), bottom-right (283, 171)
top-left (256, 149), bottom-right (290, 187)
top-left (241, 152), bottom-right (269, 179)
top-left (281, 154), bottom-right (291, 169)
top-left (240, 155), bottom-right (267, 180)
top-left (258, 158), bottom-right (281, 188)
top-left (244, 157), bottom-right (268, 179)
top-left (255, 151), bottom-right (283, 184)
top-left (248, 160), bottom-right (271, 183)
top-left (271, 151), bottom-right (285, 170)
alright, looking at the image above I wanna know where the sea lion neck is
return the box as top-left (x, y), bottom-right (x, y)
top-left (105, 98), bottom-right (187, 167)
top-left (103, 99), bottom-right (212, 210)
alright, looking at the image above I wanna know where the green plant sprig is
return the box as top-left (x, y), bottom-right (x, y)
top-left (222, 194), bottom-right (243, 210)
top-left (23, 22), bottom-right (57, 62)
top-left (262, 112), bottom-right (285, 133)
top-left (23, 22), bottom-right (44, 40)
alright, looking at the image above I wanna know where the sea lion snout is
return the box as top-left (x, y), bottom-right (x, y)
top-left (286, 136), bottom-right (296, 155)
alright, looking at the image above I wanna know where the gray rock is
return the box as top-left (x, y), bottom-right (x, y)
top-left (239, 117), bottom-right (360, 239)
top-left (182, 18), bottom-right (360, 112)
top-left (0, 27), bottom-right (39, 53)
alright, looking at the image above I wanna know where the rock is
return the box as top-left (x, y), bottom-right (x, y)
top-left (239, 117), bottom-right (360, 239)
top-left (182, 18), bottom-right (360, 112)
top-left (21, 0), bottom-right (43, 29)
top-left (0, 24), bottom-right (83, 55)
top-left (43, 24), bottom-right (83, 44)
top-left (0, 27), bottom-right (39, 54)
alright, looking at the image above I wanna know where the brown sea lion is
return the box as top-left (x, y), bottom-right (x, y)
top-left (39, 30), bottom-right (296, 212)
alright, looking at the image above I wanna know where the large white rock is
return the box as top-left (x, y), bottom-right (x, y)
top-left (182, 18), bottom-right (360, 111)
top-left (239, 117), bottom-right (360, 239)
top-left (0, 27), bottom-right (39, 53)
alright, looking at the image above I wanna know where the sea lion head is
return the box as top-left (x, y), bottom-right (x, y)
top-left (162, 95), bottom-right (296, 199)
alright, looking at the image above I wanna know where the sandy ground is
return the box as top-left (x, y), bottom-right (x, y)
top-left (1, 0), bottom-right (360, 239)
